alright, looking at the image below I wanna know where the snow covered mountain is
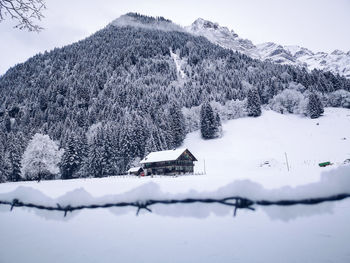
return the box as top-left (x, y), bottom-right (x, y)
top-left (1, 13), bottom-right (349, 183)
top-left (186, 18), bottom-right (259, 59)
top-left (186, 19), bottom-right (350, 78)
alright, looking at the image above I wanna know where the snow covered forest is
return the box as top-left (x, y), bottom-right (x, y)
top-left (1, 13), bottom-right (350, 182)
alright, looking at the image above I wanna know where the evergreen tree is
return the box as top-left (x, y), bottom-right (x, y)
top-left (0, 160), bottom-right (10, 183)
top-left (8, 145), bottom-right (22, 182)
top-left (0, 148), bottom-right (8, 183)
top-left (3, 113), bottom-right (11, 133)
top-left (247, 89), bottom-right (262, 117)
top-left (9, 150), bottom-right (21, 181)
top-left (200, 102), bottom-right (220, 139)
top-left (101, 126), bottom-right (119, 176)
top-left (60, 133), bottom-right (83, 179)
top-left (5, 132), bottom-right (25, 182)
top-left (0, 131), bottom-right (8, 182)
top-left (307, 93), bottom-right (324, 119)
top-left (0, 163), bottom-right (6, 183)
top-left (87, 130), bottom-right (104, 178)
top-left (168, 104), bottom-right (186, 148)
top-left (84, 125), bottom-right (120, 177)
top-left (119, 122), bottom-right (139, 172)
top-left (215, 112), bottom-right (222, 137)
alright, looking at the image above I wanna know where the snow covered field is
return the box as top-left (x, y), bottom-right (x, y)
top-left (1, 108), bottom-right (350, 263)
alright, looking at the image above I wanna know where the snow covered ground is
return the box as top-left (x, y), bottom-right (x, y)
top-left (1, 108), bottom-right (350, 263)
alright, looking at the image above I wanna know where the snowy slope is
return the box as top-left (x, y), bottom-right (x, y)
top-left (169, 50), bottom-right (186, 78)
top-left (1, 108), bottom-right (350, 263)
top-left (1, 107), bottom-right (349, 196)
top-left (186, 19), bottom-right (350, 78)
top-left (185, 107), bottom-right (350, 188)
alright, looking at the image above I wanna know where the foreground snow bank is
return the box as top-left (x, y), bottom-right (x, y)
top-left (1, 164), bottom-right (349, 221)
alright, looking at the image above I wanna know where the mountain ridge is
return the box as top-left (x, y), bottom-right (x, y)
top-left (186, 18), bottom-right (350, 78)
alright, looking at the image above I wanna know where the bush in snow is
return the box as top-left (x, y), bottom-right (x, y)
top-left (183, 106), bottom-right (201, 133)
top-left (211, 99), bottom-right (247, 121)
top-left (327, 89), bottom-right (350, 108)
top-left (21, 133), bottom-right (64, 181)
top-left (269, 89), bottom-right (305, 114)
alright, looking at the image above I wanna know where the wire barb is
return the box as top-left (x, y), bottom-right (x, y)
top-left (10, 198), bottom-right (19, 211)
top-left (135, 201), bottom-right (153, 216)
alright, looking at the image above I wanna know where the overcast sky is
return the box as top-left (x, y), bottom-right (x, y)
top-left (0, 0), bottom-right (349, 75)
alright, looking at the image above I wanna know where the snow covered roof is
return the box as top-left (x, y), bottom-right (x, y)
top-left (140, 148), bottom-right (196, 164)
top-left (127, 167), bottom-right (142, 173)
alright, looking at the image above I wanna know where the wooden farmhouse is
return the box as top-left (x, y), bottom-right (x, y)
top-left (140, 148), bottom-right (197, 175)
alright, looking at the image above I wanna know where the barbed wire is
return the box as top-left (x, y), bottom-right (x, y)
top-left (1, 193), bottom-right (350, 217)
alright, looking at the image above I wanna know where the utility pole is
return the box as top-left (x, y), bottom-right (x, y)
top-left (285, 152), bottom-right (290, 172)
top-left (203, 159), bottom-right (206, 175)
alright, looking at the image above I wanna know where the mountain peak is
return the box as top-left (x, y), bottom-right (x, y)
top-left (331, 49), bottom-right (345, 56)
top-left (284, 45), bottom-right (314, 57)
top-left (111, 13), bottom-right (183, 32)
top-left (125, 12), bottom-right (172, 24)
top-left (185, 18), bottom-right (259, 56)
top-left (189, 18), bottom-right (238, 37)
top-left (192, 18), bottom-right (220, 30)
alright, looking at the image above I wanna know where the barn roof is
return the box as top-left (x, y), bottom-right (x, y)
top-left (140, 148), bottom-right (197, 164)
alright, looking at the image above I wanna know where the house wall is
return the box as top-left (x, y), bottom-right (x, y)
top-left (144, 161), bottom-right (194, 175)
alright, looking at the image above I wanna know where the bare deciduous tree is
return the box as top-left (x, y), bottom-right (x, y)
top-left (0, 0), bottom-right (46, 32)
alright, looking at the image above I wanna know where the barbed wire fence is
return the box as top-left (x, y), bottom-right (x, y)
top-left (1, 193), bottom-right (350, 217)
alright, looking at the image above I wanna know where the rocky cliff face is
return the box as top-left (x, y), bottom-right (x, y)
top-left (186, 18), bottom-right (350, 78)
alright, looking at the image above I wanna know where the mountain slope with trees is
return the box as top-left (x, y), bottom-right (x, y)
top-left (0, 13), bottom-right (350, 181)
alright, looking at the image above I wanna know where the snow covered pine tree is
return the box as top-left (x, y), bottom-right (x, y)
top-left (0, 143), bottom-right (7, 183)
top-left (247, 89), bottom-right (262, 117)
top-left (307, 93), bottom-right (324, 119)
top-left (215, 112), bottom-right (222, 137)
top-left (200, 102), bottom-right (221, 139)
top-left (168, 104), bottom-right (186, 147)
top-left (7, 136), bottom-right (22, 181)
top-left (60, 134), bottom-right (84, 179)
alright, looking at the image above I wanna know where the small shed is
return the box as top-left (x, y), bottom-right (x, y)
top-left (140, 148), bottom-right (197, 176)
top-left (127, 167), bottom-right (144, 176)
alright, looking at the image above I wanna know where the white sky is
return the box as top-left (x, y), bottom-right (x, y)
top-left (0, 0), bottom-right (349, 75)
